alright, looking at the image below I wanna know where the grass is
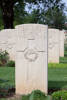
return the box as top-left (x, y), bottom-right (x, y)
top-left (0, 67), bottom-right (50, 100)
top-left (22, 90), bottom-right (48, 100)
top-left (0, 63), bottom-right (67, 93)
top-left (0, 64), bottom-right (67, 89)
top-left (0, 62), bottom-right (67, 99)
top-left (0, 67), bottom-right (15, 88)
top-left (60, 44), bottom-right (67, 63)
top-left (60, 57), bottom-right (67, 63)
top-left (60, 46), bottom-right (67, 63)
top-left (0, 96), bottom-right (51, 100)
top-left (0, 65), bottom-right (66, 100)
top-left (48, 63), bottom-right (67, 90)
top-left (48, 63), bottom-right (67, 68)
top-left (64, 51), bottom-right (67, 57)
top-left (64, 44), bottom-right (67, 51)
top-left (0, 91), bottom-right (50, 100)
top-left (49, 45), bottom-right (67, 90)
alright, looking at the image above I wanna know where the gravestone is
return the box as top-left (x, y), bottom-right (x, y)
top-left (59, 30), bottom-right (64, 57)
top-left (48, 29), bottom-right (59, 63)
top-left (0, 29), bottom-right (8, 51)
top-left (15, 24), bottom-right (48, 95)
top-left (0, 29), bottom-right (17, 60)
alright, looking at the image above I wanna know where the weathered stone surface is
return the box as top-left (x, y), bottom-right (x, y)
top-left (15, 24), bottom-right (48, 95)
top-left (48, 29), bottom-right (60, 63)
top-left (59, 30), bottom-right (64, 57)
top-left (0, 29), bottom-right (17, 60)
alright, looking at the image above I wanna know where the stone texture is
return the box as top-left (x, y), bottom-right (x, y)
top-left (0, 29), bottom-right (17, 60)
top-left (48, 29), bottom-right (60, 63)
top-left (59, 30), bottom-right (64, 57)
top-left (15, 24), bottom-right (48, 95)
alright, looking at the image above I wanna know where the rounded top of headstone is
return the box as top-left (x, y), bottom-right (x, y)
top-left (15, 24), bottom-right (48, 29)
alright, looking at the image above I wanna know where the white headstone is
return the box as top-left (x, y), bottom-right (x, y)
top-left (48, 29), bottom-right (59, 63)
top-left (59, 30), bottom-right (64, 57)
top-left (0, 29), bottom-right (9, 51)
top-left (0, 29), bottom-right (17, 60)
top-left (15, 24), bottom-right (48, 95)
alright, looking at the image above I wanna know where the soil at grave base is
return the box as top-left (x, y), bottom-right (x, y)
top-left (0, 87), bottom-right (65, 98)
top-left (6, 95), bottom-right (22, 100)
top-left (0, 88), bottom-right (15, 98)
top-left (48, 88), bottom-right (63, 94)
